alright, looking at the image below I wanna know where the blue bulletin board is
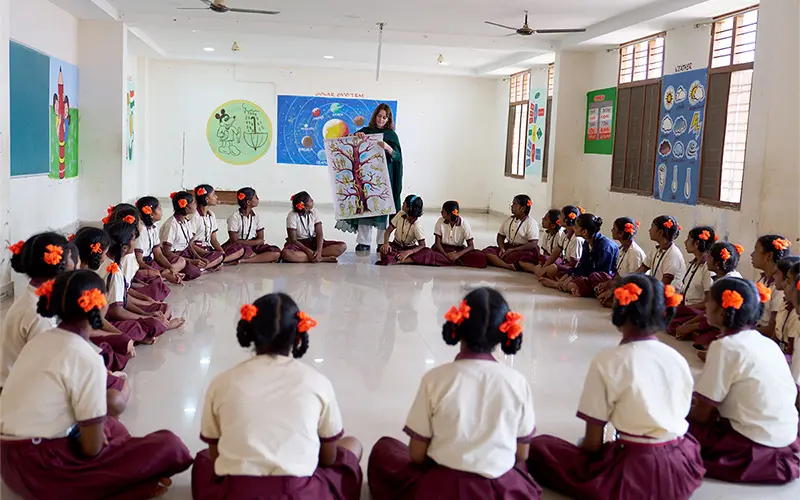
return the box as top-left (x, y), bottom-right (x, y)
top-left (653, 68), bottom-right (708, 205)
top-left (9, 41), bottom-right (51, 177)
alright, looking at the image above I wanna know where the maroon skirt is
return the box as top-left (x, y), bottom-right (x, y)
top-left (368, 437), bottom-right (541, 500)
top-left (0, 417), bottom-right (192, 500)
top-left (142, 253), bottom-right (181, 272)
top-left (91, 334), bottom-right (132, 372)
top-left (537, 255), bottom-right (564, 267)
top-left (377, 242), bottom-right (421, 266)
top-left (410, 245), bottom-right (488, 269)
top-left (527, 435), bottom-right (704, 500)
top-left (689, 418), bottom-right (800, 484)
top-left (191, 243), bottom-right (225, 268)
top-left (132, 271), bottom-right (170, 302)
top-left (283, 238), bottom-right (345, 253)
top-left (482, 244), bottom-right (540, 266)
top-left (191, 448), bottom-right (362, 500)
top-left (571, 272), bottom-right (613, 297)
top-left (174, 249), bottom-right (211, 279)
top-left (667, 305), bottom-right (704, 337)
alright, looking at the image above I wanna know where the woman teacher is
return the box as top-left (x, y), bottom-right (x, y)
top-left (335, 104), bottom-right (403, 252)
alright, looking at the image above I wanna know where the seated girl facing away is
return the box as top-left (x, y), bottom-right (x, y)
top-left (636, 215), bottom-right (686, 286)
top-left (595, 217), bottom-right (647, 307)
top-left (224, 187), bottom-right (282, 264)
top-left (483, 195), bottom-right (540, 271)
top-left (688, 277), bottom-right (800, 484)
top-left (527, 275), bottom-right (705, 500)
top-left (774, 256), bottom-right (800, 357)
top-left (368, 288), bottom-right (541, 500)
top-left (192, 293), bottom-right (363, 500)
top-left (0, 270), bottom-right (192, 499)
top-left (282, 191), bottom-right (347, 263)
top-left (378, 195), bottom-right (426, 266)
top-left (788, 263), bottom-right (800, 411)
top-left (411, 200), bottom-right (487, 268)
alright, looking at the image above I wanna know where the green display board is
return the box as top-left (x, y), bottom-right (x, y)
top-left (207, 100), bottom-right (272, 165)
top-left (584, 87), bottom-right (616, 155)
top-left (9, 41), bottom-right (50, 177)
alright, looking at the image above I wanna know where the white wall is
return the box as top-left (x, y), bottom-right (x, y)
top-left (145, 61), bottom-right (505, 211)
top-left (0, 0), bottom-right (11, 297)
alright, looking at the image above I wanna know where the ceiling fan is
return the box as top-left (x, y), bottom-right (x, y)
top-left (179, 0), bottom-right (280, 15)
top-left (485, 10), bottom-right (586, 36)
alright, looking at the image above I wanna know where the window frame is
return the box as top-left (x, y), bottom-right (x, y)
top-left (618, 32), bottom-right (666, 87)
top-left (504, 70), bottom-right (530, 179)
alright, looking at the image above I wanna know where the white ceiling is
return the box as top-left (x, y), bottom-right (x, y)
top-left (50, 0), bottom-right (760, 76)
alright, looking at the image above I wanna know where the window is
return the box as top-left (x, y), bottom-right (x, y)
top-left (542, 63), bottom-right (555, 181)
top-left (505, 71), bottom-right (530, 178)
top-left (699, 8), bottom-right (757, 206)
top-left (611, 34), bottom-right (665, 193)
top-left (618, 34), bottom-right (665, 85)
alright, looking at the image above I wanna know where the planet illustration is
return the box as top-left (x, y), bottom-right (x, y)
top-left (322, 119), bottom-right (349, 139)
top-left (353, 115), bottom-right (365, 127)
top-left (329, 103), bottom-right (343, 114)
top-left (301, 136), bottom-right (313, 148)
top-left (311, 108), bottom-right (321, 118)
top-left (317, 149), bottom-right (327, 162)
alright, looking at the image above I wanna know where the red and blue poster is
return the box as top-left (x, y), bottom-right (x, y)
top-left (653, 67), bottom-right (707, 205)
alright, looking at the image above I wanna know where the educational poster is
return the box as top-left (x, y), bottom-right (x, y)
top-left (125, 77), bottom-right (135, 161)
top-left (525, 87), bottom-right (547, 177)
top-left (49, 58), bottom-right (79, 179)
top-left (325, 134), bottom-right (394, 220)
top-left (653, 67), bottom-right (707, 205)
top-left (277, 95), bottom-right (398, 166)
top-left (584, 87), bottom-right (616, 155)
top-left (206, 99), bottom-right (272, 165)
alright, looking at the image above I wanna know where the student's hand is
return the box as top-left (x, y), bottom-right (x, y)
top-left (398, 250), bottom-right (412, 262)
top-left (314, 250), bottom-right (324, 262)
top-left (498, 248), bottom-right (507, 257)
top-left (446, 252), bottom-right (459, 262)
top-left (197, 258), bottom-right (210, 268)
top-left (127, 340), bottom-right (136, 358)
top-left (380, 243), bottom-right (391, 255)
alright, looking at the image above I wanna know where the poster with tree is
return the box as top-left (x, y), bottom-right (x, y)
top-left (325, 134), bottom-right (394, 220)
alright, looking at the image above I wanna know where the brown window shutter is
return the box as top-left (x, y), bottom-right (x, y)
top-left (542, 97), bottom-right (553, 181)
top-left (699, 72), bottom-right (732, 199)
top-left (638, 82), bottom-right (662, 192)
top-left (612, 87), bottom-right (631, 188)
top-left (624, 85), bottom-right (646, 189)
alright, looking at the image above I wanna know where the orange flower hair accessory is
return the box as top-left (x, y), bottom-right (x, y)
top-left (106, 262), bottom-right (120, 275)
top-left (43, 245), bottom-right (63, 265)
top-left (35, 279), bottom-right (55, 308)
top-left (755, 282), bottom-right (772, 304)
top-left (577, 206), bottom-right (585, 214)
top-left (678, 225), bottom-right (682, 231)
top-left (452, 209), bottom-right (459, 216)
top-left (240, 304), bottom-right (258, 322)
top-left (77, 289), bottom-right (107, 313)
top-left (772, 238), bottom-right (791, 251)
top-left (295, 202), bottom-right (305, 211)
top-left (90, 242), bottom-right (103, 254)
top-left (568, 212), bottom-right (577, 220)
top-left (721, 290), bottom-right (744, 310)
top-left (196, 187), bottom-right (207, 196)
top-left (178, 199), bottom-right (188, 209)
top-left (8, 240), bottom-right (24, 255)
top-left (663, 285), bottom-right (684, 308)
top-left (499, 311), bottom-right (524, 342)
top-left (101, 215), bottom-right (111, 224)
top-left (614, 283), bottom-right (643, 306)
top-left (555, 219), bottom-right (561, 225)
top-left (719, 248), bottom-right (731, 262)
top-left (107, 205), bottom-right (114, 215)
top-left (635, 220), bottom-right (641, 228)
top-left (624, 222), bottom-right (636, 234)
top-left (663, 219), bottom-right (674, 229)
top-left (297, 311), bottom-right (318, 333)
top-left (714, 235), bottom-right (719, 241)
top-left (141, 205), bottom-right (153, 215)
top-left (238, 192), bottom-right (246, 201)
top-left (169, 192), bottom-right (177, 199)
top-left (68, 234), bottom-right (75, 242)
top-left (444, 300), bottom-right (471, 326)
top-left (733, 244), bottom-right (744, 255)
top-left (698, 230), bottom-right (711, 241)
top-left (526, 200), bottom-right (532, 207)
top-left (123, 215), bottom-right (136, 224)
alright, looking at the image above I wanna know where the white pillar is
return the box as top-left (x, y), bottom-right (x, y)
top-left (0, 0), bottom-right (11, 298)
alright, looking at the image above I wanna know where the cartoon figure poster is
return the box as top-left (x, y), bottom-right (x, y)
top-left (49, 58), bottom-right (79, 179)
top-left (325, 134), bottom-right (394, 220)
top-left (653, 67), bottom-right (708, 205)
top-left (277, 95), bottom-right (398, 166)
top-left (525, 87), bottom-right (547, 177)
top-left (206, 100), bottom-right (273, 165)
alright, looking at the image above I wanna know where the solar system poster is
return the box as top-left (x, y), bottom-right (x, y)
top-left (653, 67), bottom-right (707, 206)
top-left (276, 95), bottom-right (398, 166)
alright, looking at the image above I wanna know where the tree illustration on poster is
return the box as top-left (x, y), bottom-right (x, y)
top-left (584, 87), bottom-right (616, 155)
top-left (206, 100), bottom-right (272, 165)
top-left (653, 67), bottom-right (708, 205)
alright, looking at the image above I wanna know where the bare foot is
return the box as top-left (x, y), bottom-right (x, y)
top-left (148, 484), bottom-right (168, 498)
top-left (127, 341), bottom-right (137, 358)
top-left (139, 337), bottom-right (157, 345)
top-left (567, 283), bottom-right (581, 297)
top-left (540, 278), bottom-right (558, 288)
top-left (322, 256), bottom-right (338, 263)
top-left (167, 317), bottom-right (186, 330)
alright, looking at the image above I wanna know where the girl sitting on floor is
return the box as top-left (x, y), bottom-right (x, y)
top-left (774, 256), bottom-right (800, 357)
top-left (225, 187), bottom-right (282, 264)
top-left (667, 227), bottom-right (716, 338)
top-left (533, 205), bottom-right (582, 279)
top-left (411, 200), bottom-right (487, 268)
top-left (192, 293), bottom-right (363, 500)
top-left (378, 195), bottom-right (426, 266)
top-left (635, 215), bottom-right (686, 286)
top-left (483, 195), bottom-right (540, 272)
top-left (368, 287), bottom-right (541, 500)
top-left (543, 213), bottom-right (618, 297)
top-left (520, 209), bottom-right (563, 275)
top-left (527, 274), bottom-right (704, 500)
top-left (161, 191), bottom-right (222, 277)
top-left (135, 196), bottom-right (187, 285)
top-left (282, 191), bottom-right (347, 263)
top-left (751, 235), bottom-right (792, 339)
top-left (595, 217), bottom-right (647, 307)
top-left (0, 270), bottom-right (193, 499)
top-left (193, 185), bottom-right (246, 264)
top-left (788, 263), bottom-right (800, 411)
top-left (689, 277), bottom-right (800, 484)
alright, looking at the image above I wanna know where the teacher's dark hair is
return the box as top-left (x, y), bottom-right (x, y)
top-left (368, 103), bottom-right (395, 130)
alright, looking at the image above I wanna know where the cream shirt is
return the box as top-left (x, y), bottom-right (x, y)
top-left (160, 215), bottom-right (196, 252)
top-left (286, 209), bottom-right (321, 240)
top-left (391, 211), bottom-right (425, 247)
top-left (434, 217), bottom-right (474, 247)
top-left (540, 228), bottom-right (565, 257)
top-left (134, 224), bottom-right (160, 259)
top-left (0, 286), bottom-right (57, 387)
top-left (577, 338), bottom-right (693, 444)
top-left (616, 241), bottom-right (647, 277)
top-left (645, 244), bottom-right (686, 283)
top-left (0, 327), bottom-right (107, 438)
top-left (792, 336), bottom-right (800, 388)
top-left (681, 259), bottom-right (713, 304)
top-left (757, 277), bottom-right (784, 328)
top-left (96, 257), bottom-right (127, 307)
top-left (694, 329), bottom-right (799, 448)
top-left (200, 355), bottom-right (344, 477)
top-left (776, 304), bottom-right (800, 353)
top-left (121, 253), bottom-right (139, 286)
top-left (193, 210), bottom-right (219, 248)
top-left (404, 353), bottom-right (536, 479)
top-left (498, 216), bottom-right (539, 246)
top-left (227, 211), bottom-right (264, 241)
top-left (560, 232), bottom-right (584, 262)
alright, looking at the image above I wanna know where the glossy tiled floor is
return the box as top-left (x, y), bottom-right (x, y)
top-left (3, 206), bottom-right (799, 499)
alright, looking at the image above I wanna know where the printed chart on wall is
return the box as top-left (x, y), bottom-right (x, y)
top-left (126, 77), bottom-right (135, 162)
top-left (206, 100), bottom-right (273, 165)
top-left (584, 87), bottom-right (616, 155)
top-left (277, 95), bottom-right (398, 166)
top-left (525, 88), bottom-right (547, 177)
top-left (653, 68), bottom-right (707, 205)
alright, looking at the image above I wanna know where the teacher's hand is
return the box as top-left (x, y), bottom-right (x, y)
top-left (355, 132), bottom-right (366, 139)
top-left (377, 141), bottom-right (393, 155)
